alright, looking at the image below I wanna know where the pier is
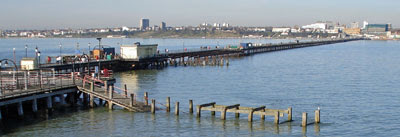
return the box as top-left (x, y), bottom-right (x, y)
top-left (0, 38), bottom-right (360, 127)
top-left (38, 38), bottom-right (364, 71)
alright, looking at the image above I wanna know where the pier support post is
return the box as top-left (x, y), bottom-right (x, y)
top-left (124, 84), bottom-right (128, 98)
top-left (235, 106), bottom-right (240, 118)
top-left (288, 107), bottom-right (292, 121)
top-left (17, 102), bottom-right (24, 116)
top-left (130, 94), bottom-right (134, 107)
top-left (315, 109), bottom-right (320, 123)
top-left (189, 100), bottom-right (193, 114)
top-left (274, 111), bottom-right (280, 124)
top-left (108, 85), bottom-right (113, 110)
top-left (69, 93), bottom-right (75, 106)
top-left (47, 96), bottom-right (53, 109)
top-left (0, 109), bottom-right (2, 120)
top-left (261, 109), bottom-right (265, 120)
top-left (83, 93), bottom-right (88, 106)
top-left (302, 112), bottom-right (308, 127)
top-left (175, 102), bottom-right (179, 115)
top-left (104, 81), bottom-right (108, 94)
top-left (196, 106), bottom-right (201, 117)
top-left (248, 110), bottom-right (254, 122)
top-left (221, 107), bottom-right (227, 120)
top-left (59, 94), bottom-right (66, 105)
top-left (151, 99), bottom-right (155, 114)
top-left (211, 104), bottom-right (215, 116)
top-left (166, 97), bottom-right (170, 112)
top-left (89, 94), bottom-right (94, 108)
top-left (32, 98), bottom-right (38, 113)
top-left (144, 92), bottom-right (148, 105)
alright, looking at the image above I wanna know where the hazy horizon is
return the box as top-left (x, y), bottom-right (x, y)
top-left (1, 0), bottom-right (399, 30)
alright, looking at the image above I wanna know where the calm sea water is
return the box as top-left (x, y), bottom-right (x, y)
top-left (0, 38), bottom-right (400, 136)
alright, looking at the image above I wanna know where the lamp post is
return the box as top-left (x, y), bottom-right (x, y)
top-left (25, 45), bottom-right (28, 57)
top-left (88, 43), bottom-right (91, 57)
top-left (59, 43), bottom-right (62, 64)
top-left (35, 46), bottom-right (38, 67)
top-left (0, 59), bottom-right (20, 89)
top-left (13, 48), bottom-right (16, 64)
top-left (38, 51), bottom-right (41, 68)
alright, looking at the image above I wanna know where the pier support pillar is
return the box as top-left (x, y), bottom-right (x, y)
top-left (288, 107), bottom-right (292, 121)
top-left (108, 85), bottom-right (113, 110)
top-left (315, 109), bottom-right (320, 123)
top-left (189, 100), bottom-right (193, 114)
top-left (17, 102), bottom-right (24, 116)
top-left (89, 94), bottom-right (95, 108)
top-left (196, 106), bottom-right (201, 117)
top-left (69, 93), bottom-right (75, 107)
top-left (151, 99), bottom-right (155, 114)
top-left (302, 112), bottom-right (308, 127)
top-left (274, 111), bottom-right (280, 124)
top-left (130, 94), bottom-right (134, 107)
top-left (144, 92), bottom-right (148, 106)
top-left (59, 94), bottom-right (66, 105)
top-left (32, 98), bottom-right (38, 113)
top-left (235, 106), bottom-right (240, 118)
top-left (221, 108), bottom-right (227, 120)
top-left (47, 96), bottom-right (53, 109)
top-left (166, 97), bottom-right (170, 112)
top-left (211, 104), bottom-right (215, 116)
top-left (248, 110), bottom-right (254, 122)
top-left (175, 102), bottom-right (179, 116)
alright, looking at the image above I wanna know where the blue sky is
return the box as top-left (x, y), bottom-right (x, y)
top-left (0, 0), bottom-right (398, 29)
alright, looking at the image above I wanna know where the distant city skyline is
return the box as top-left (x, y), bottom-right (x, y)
top-left (1, 0), bottom-right (399, 30)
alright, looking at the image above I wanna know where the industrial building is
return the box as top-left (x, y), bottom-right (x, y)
top-left (365, 24), bottom-right (390, 32)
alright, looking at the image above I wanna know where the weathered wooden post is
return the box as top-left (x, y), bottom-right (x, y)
top-left (288, 107), bottom-right (292, 121)
top-left (151, 99), bottom-right (156, 114)
top-left (166, 97), bottom-right (170, 112)
top-left (144, 92), bottom-right (148, 105)
top-left (302, 112), bottom-right (308, 127)
top-left (274, 111), bottom-right (280, 124)
top-left (108, 85), bottom-right (113, 110)
top-left (261, 109), bottom-right (265, 120)
top-left (315, 109), bottom-right (320, 123)
top-left (248, 109), bottom-right (254, 122)
top-left (189, 100), bottom-right (193, 114)
top-left (124, 84), bottom-right (128, 98)
top-left (235, 106), bottom-right (240, 118)
top-left (175, 102), bottom-right (179, 115)
top-left (47, 96), bottom-right (53, 110)
top-left (221, 107), bottom-right (227, 120)
top-left (130, 94), bottom-right (134, 107)
top-left (211, 104), bottom-right (215, 116)
top-left (196, 106), bottom-right (201, 117)
top-left (104, 80), bottom-right (108, 94)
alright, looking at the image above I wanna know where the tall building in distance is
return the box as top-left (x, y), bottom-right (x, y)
top-left (160, 22), bottom-right (166, 31)
top-left (140, 18), bottom-right (150, 30)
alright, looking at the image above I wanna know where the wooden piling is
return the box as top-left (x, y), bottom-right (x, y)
top-left (175, 102), bottom-right (179, 115)
top-left (144, 92), bottom-right (148, 105)
top-left (189, 100), bottom-right (193, 114)
top-left (196, 106), bottom-right (201, 117)
top-left (315, 109), bottom-right (320, 123)
top-left (274, 111), bottom-right (280, 124)
top-left (302, 112), bottom-right (308, 127)
top-left (124, 84), bottom-right (128, 97)
top-left (211, 104), bottom-right (215, 116)
top-left (151, 99), bottom-right (156, 114)
top-left (89, 94), bottom-right (94, 108)
top-left (166, 97), bottom-right (170, 112)
top-left (130, 94), bottom-right (134, 107)
top-left (235, 106), bottom-right (240, 118)
top-left (47, 96), bottom-right (52, 109)
top-left (288, 107), bottom-right (292, 121)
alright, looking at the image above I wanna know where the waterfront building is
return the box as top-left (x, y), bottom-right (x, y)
top-left (343, 28), bottom-right (361, 35)
top-left (272, 28), bottom-right (291, 33)
top-left (365, 24), bottom-right (389, 32)
top-left (120, 42), bottom-right (158, 60)
top-left (161, 22), bottom-right (166, 31)
top-left (302, 23), bottom-right (327, 30)
top-left (140, 18), bottom-right (150, 30)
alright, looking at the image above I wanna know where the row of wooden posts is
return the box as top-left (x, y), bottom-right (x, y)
top-left (145, 95), bottom-right (321, 126)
